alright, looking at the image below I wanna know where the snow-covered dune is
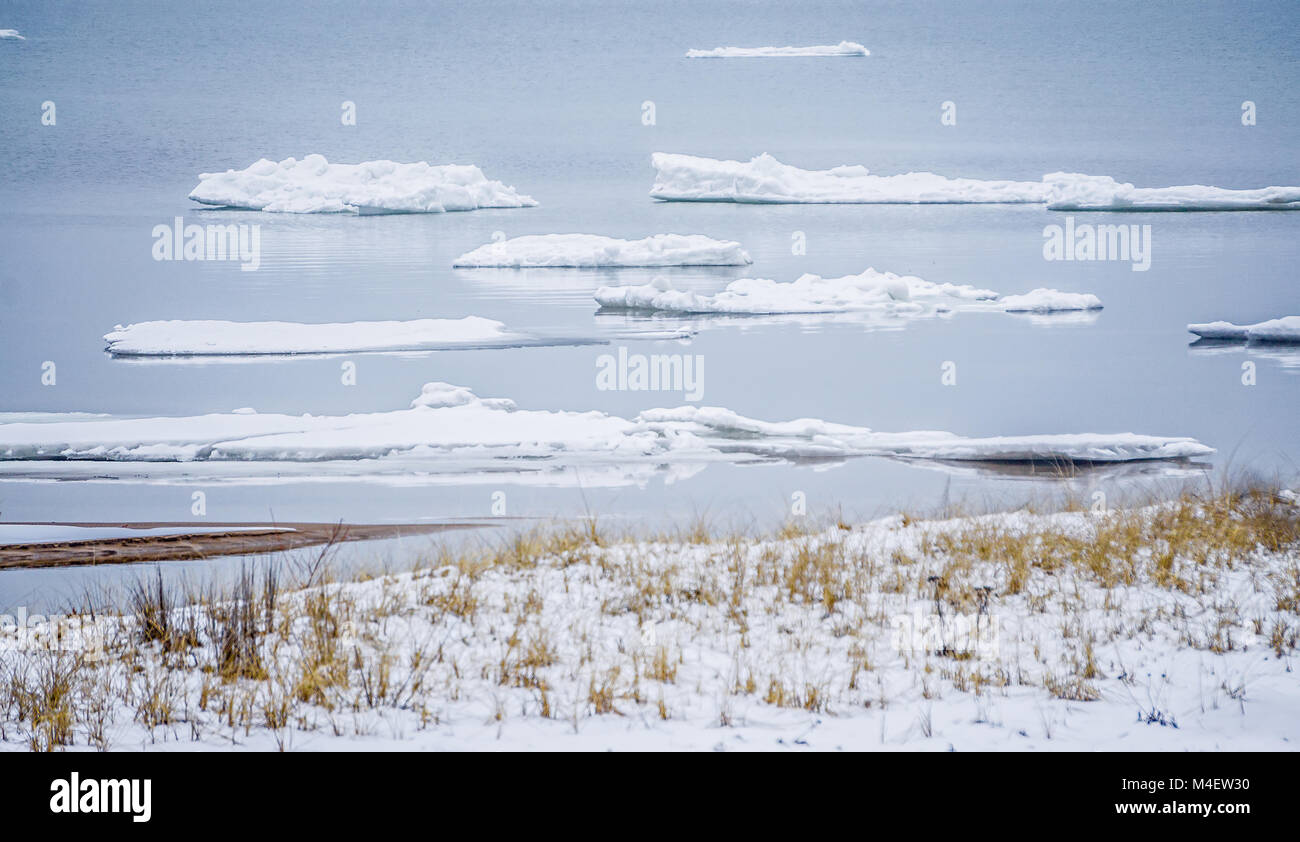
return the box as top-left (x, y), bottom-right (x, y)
top-left (189, 154), bottom-right (537, 214)
top-left (0, 382), bottom-right (1210, 468)
top-left (650, 153), bottom-right (1300, 210)
top-left (1187, 316), bottom-right (1300, 343)
top-left (453, 233), bottom-right (752, 267)
top-left (594, 272), bottom-right (1100, 317)
top-left (686, 41), bottom-right (869, 57)
top-left (102, 317), bottom-right (579, 356)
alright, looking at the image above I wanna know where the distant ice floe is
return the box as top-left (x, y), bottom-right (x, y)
top-left (1187, 316), bottom-right (1300, 343)
top-left (188, 154), bottom-right (537, 214)
top-left (0, 383), bottom-right (1210, 474)
top-left (650, 153), bottom-right (1300, 210)
top-left (594, 271), bottom-right (1100, 317)
top-left (0, 29), bottom-right (24, 40)
top-left (686, 41), bottom-right (869, 58)
top-left (453, 234), bottom-right (752, 268)
top-left (102, 317), bottom-right (603, 357)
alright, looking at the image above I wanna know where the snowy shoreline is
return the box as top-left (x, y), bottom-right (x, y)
top-left (3, 489), bottom-right (1295, 751)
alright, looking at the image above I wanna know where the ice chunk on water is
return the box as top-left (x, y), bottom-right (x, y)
top-left (650, 153), bottom-right (1300, 209)
top-left (103, 317), bottom-right (565, 356)
top-left (0, 383), bottom-right (1210, 469)
top-left (595, 271), bottom-right (1097, 317)
top-left (189, 154), bottom-right (537, 214)
top-left (453, 233), bottom-right (751, 267)
top-left (1188, 316), bottom-right (1300, 343)
top-left (686, 41), bottom-right (869, 57)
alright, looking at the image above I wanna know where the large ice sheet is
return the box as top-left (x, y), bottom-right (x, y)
top-left (1187, 316), bottom-right (1300, 343)
top-left (650, 153), bottom-right (1051, 204)
top-left (686, 41), bottom-right (869, 57)
top-left (0, 382), bottom-right (1210, 467)
top-left (593, 272), bottom-right (1099, 316)
top-left (650, 153), bottom-right (1300, 209)
top-left (103, 317), bottom-right (560, 356)
top-left (189, 154), bottom-right (537, 214)
top-left (453, 233), bottom-right (752, 267)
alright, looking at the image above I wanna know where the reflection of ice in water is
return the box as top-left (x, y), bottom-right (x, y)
top-left (1188, 339), bottom-right (1300, 372)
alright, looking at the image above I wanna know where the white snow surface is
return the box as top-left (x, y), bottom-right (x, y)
top-left (103, 317), bottom-right (545, 356)
top-left (0, 29), bottom-right (24, 39)
top-left (686, 41), bottom-right (869, 57)
top-left (188, 154), bottom-right (537, 214)
top-left (594, 272), bottom-right (1099, 317)
top-left (1187, 316), bottom-right (1300, 343)
top-left (5, 504), bottom-right (1295, 751)
top-left (453, 233), bottom-right (752, 267)
top-left (0, 382), bottom-right (1209, 467)
top-left (650, 153), bottom-right (1300, 209)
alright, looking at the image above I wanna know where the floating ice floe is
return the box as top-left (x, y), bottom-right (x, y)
top-left (686, 41), bottom-right (869, 58)
top-left (453, 233), bottom-right (752, 267)
top-left (0, 382), bottom-right (1210, 470)
top-left (188, 154), bottom-right (537, 214)
top-left (0, 29), bottom-right (24, 40)
top-left (594, 271), bottom-right (1100, 317)
top-left (101, 317), bottom-right (599, 357)
top-left (1186, 316), bottom-right (1300, 343)
top-left (650, 153), bottom-right (1300, 210)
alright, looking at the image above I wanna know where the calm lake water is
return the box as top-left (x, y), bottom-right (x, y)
top-left (0, 0), bottom-right (1296, 604)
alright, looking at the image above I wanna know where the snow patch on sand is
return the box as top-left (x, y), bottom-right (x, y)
top-left (189, 155), bottom-right (537, 214)
top-left (453, 233), bottom-right (751, 267)
top-left (686, 41), bottom-right (869, 57)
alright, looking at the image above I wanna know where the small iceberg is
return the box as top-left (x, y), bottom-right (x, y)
top-left (0, 29), bottom-right (24, 40)
top-left (1187, 316), bottom-right (1300, 343)
top-left (103, 317), bottom-right (589, 356)
top-left (686, 41), bottom-right (869, 58)
top-left (650, 153), bottom-right (1300, 210)
top-left (189, 154), bottom-right (537, 214)
top-left (594, 271), bottom-right (1100, 317)
top-left (0, 383), bottom-right (1210, 468)
top-left (453, 233), bottom-right (752, 267)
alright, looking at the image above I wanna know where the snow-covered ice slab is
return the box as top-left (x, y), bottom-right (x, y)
top-left (651, 153), bottom-right (1050, 204)
top-left (650, 153), bottom-right (1300, 209)
top-left (0, 29), bottom-right (24, 39)
top-left (1187, 316), bottom-right (1300, 343)
top-left (594, 272), bottom-right (1100, 317)
top-left (1045, 174), bottom-right (1300, 211)
top-left (101, 317), bottom-right (592, 356)
top-left (189, 154), bottom-right (537, 214)
top-left (453, 233), bottom-right (751, 267)
top-left (686, 41), bottom-right (869, 58)
top-left (0, 382), bottom-right (1210, 469)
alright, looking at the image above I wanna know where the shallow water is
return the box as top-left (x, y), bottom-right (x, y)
top-left (0, 0), bottom-right (1297, 603)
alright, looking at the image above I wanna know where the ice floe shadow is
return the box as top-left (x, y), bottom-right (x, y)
top-left (1187, 339), bottom-right (1300, 372)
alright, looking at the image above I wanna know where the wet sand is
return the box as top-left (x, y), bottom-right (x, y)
top-left (0, 522), bottom-right (483, 569)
